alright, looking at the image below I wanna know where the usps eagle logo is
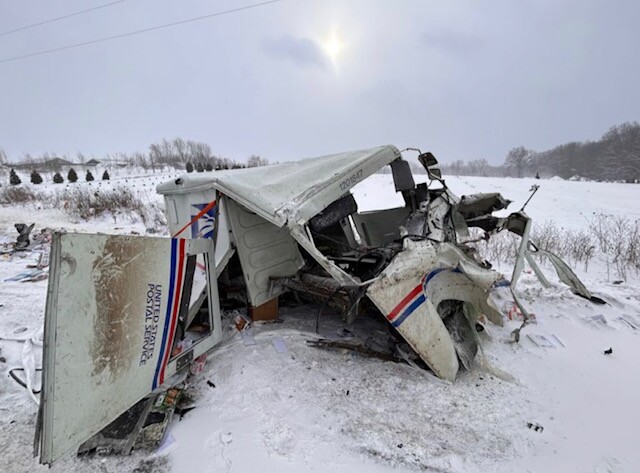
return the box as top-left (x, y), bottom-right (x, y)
top-left (190, 203), bottom-right (217, 239)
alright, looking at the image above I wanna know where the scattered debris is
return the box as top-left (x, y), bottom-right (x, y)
top-left (604, 347), bottom-right (613, 355)
top-left (527, 422), bottom-right (544, 432)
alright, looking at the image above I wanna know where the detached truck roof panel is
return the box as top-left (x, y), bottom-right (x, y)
top-left (156, 145), bottom-right (401, 227)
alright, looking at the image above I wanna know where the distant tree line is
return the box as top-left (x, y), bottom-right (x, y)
top-left (0, 137), bottom-right (269, 177)
top-left (533, 122), bottom-right (640, 182)
top-left (440, 122), bottom-right (640, 182)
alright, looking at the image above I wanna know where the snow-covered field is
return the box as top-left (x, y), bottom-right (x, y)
top-left (1, 170), bottom-right (639, 473)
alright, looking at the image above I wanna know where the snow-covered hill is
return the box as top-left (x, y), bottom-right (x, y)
top-left (1, 172), bottom-right (639, 473)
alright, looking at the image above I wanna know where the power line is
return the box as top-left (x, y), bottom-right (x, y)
top-left (0, 0), bottom-right (132, 37)
top-left (0, 0), bottom-right (283, 64)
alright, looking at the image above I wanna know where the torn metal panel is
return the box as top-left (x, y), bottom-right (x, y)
top-left (277, 273), bottom-right (365, 324)
top-left (367, 239), bottom-right (460, 381)
top-left (225, 197), bottom-right (304, 306)
top-left (455, 193), bottom-right (511, 220)
top-left (529, 246), bottom-right (592, 300)
top-left (36, 233), bottom-right (222, 465)
top-left (438, 301), bottom-right (477, 370)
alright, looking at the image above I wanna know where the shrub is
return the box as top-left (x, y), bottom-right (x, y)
top-left (204, 162), bottom-right (213, 171)
top-left (0, 186), bottom-right (37, 204)
top-left (102, 170), bottom-right (110, 180)
top-left (86, 170), bottom-right (94, 182)
top-left (67, 168), bottom-right (78, 183)
top-left (53, 172), bottom-right (64, 184)
top-left (186, 162), bottom-right (194, 173)
top-left (30, 170), bottom-right (43, 185)
top-left (195, 162), bottom-right (204, 173)
top-left (10, 169), bottom-right (21, 185)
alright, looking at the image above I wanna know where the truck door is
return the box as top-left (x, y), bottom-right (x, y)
top-left (34, 233), bottom-right (222, 464)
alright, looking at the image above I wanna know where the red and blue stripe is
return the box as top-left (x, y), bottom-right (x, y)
top-left (386, 284), bottom-right (426, 328)
top-left (386, 268), bottom-right (462, 328)
top-left (152, 238), bottom-right (187, 390)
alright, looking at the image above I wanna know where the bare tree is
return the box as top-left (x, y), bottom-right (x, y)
top-left (173, 138), bottom-right (188, 164)
top-left (0, 148), bottom-right (7, 178)
top-left (505, 146), bottom-right (534, 178)
top-left (247, 154), bottom-right (269, 167)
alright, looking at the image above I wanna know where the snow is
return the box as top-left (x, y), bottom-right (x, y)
top-left (1, 170), bottom-right (639, 473)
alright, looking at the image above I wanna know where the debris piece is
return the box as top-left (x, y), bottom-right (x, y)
top-left (234, 314), bottom-right (247, 331)
top-left (190, 354), bottom-right (207, 375)
top-left (157, 387), bottom-right (182, 410)
top-left (241, 327), bottom-right (256, 346)
top-left (550, 334), bottom-right (565, 348)
top-left (220, 432), bottom-right (233, 444)
top-left (32, 228), bottom-right (52, 245)
top-left (527, 422), bottom-right (544, 432)
top-left (206, 380), bottom-right (216, 388)
top-left (249, 297), bottom-right (279, 322)
top-left (604, 347), bottom-right (613, 355)
top-left (13, 327), bottom-right (28, 334)
top-left (9, 367), bottom-right (42, 393)
top-left (272, 337), bottom-right (289, 353)
top-left (15, 223), bottom-right (35, 249)
top-left (307, 339), bottom-right (402, 363)
top-left (619, 315), bottom-right (639, 330)
top-left (5, 269), bottom-right (43, 282)
top-left (612, 280), bottom-right (624, 285)
top-left (505, 302), bottom-right (536, 322)
top-left (527, 334), bottom-right (559, 348)
top-left (176, 406), bottom-right (196, 421)
top-left (588, 314), bottom-right (607, 325)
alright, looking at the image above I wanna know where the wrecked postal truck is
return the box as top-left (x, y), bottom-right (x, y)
top-left (35, 145), bottom-right (600, 464)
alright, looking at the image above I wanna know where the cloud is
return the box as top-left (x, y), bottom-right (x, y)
top-left (422, 30), bottom-right (484, 55)
top-left (262, 35), bottom-right (328, 69)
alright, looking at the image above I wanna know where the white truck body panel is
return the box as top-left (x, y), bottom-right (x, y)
top-left (36, 234), bottom-right (222, 464)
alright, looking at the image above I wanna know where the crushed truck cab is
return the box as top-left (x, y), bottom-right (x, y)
top-left (36, 145), bottom-right (599, 464)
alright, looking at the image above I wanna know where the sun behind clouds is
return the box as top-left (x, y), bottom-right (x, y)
top-left (322, 29), bottom-right (344, 66)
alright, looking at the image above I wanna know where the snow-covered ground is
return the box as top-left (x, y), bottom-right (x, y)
top-left (1, 171), bottom-right (639, 473)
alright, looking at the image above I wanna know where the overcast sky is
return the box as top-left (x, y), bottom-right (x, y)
top-left (1, 0), bottom-right (638, 164)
